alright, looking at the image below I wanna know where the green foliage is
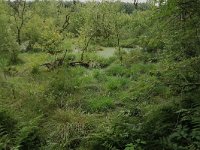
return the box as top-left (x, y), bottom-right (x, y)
top-left (22, 14), bottom-right (45, 51)
top-left (32, 19), bottom-right (63, 53)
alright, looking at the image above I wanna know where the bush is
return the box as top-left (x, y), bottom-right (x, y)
top-left (23, 17), bottom-right (63, 52)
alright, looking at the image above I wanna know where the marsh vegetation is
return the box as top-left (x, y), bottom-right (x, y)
top-left (0, 0), bottom-right (200, 149)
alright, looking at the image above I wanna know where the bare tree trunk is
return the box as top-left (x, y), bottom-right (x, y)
top-left (117, 33), bottom-right (122, 65)
top-left (81, 35), bottom-right (93, 61)
top-left (59, 13), bottom-right (70, 34)
top-left (80, 49), bottom-right (85, 62)
top-left (17, 28), bottom-right (21, 45)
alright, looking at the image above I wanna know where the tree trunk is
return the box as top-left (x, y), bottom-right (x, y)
top-left (17, 28), bottom-right (21, 45)
top-left (117, 33), bottom-right (122, 64)
top-left (80, 35), bottom-right (93, 61)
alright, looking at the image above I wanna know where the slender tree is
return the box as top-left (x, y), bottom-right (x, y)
top-left (9, 0), bottom-right (29, 45)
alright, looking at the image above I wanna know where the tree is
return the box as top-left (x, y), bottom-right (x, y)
top-left (0, 1), bottom-right (19, 64)
top-left (9, 0), bottom-right (29, 45)
top-left (78, 28), bottom-right (94, 61)
top-left (76, 2), bottom-right (97, 61)
top-left (107, 2), bottom-right (128, 64)
top-left (112, 14), bottom-right (128, 64)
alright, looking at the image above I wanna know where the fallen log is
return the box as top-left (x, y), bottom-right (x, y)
top-left (68, 61), bottom-right (90, 68)
top-left (41, 50), bottom-right (68, 70)
top-left (40, 62), bottom-right (55, 70)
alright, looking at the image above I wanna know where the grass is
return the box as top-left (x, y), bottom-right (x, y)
top-left (2, 52), bottom-right (54, 78)
top-left (0, 48), bottom-right (168, 149)
top-left (106, 64), bottom-right (127, 76)
top-left (106, 76), bottom-right (130, 91)
top-left (86, 97), bottom-right (115, 113)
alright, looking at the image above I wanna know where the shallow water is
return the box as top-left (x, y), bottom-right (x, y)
top-left (97, 47), bottom-right (133, 58)
top-left (96, 47), bottom-right (116, 58)
top-left (72, 47), bottom-right (133, 58)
